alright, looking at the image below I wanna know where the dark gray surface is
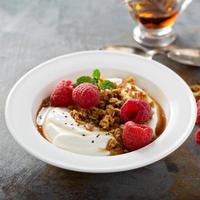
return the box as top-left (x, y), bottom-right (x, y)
top-left (0, 0), bottom-right (200, 199)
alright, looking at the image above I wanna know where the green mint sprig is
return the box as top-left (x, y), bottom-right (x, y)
top-left (99, 80), bottom-right (115, 89)
top-left (92, 69), bottom-right (100, 80)
top-left (76, 76), bottom-right (96, 85)
top-left (75, 69), bottom-right (115, 90)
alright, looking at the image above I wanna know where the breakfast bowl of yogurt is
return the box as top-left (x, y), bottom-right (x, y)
top-left (36, 70), bottom-right (166, 156)
top-left (5, 51), bottom-right (196, 172)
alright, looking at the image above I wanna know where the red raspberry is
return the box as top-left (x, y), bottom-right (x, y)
top-left (195, 128), bottom-right (200, 144)
top-left (72, 83), bottom-right (100, 109)
top-left (122, 121), bottom-right (153, 151)
top-left (197, 99), bottom-right (200, 107)
top-left (120, 99), bottom-right (152, 123)
top-left (50, 80), bottom-right (73, 107)
top-left (196, 100), bottom-right (200, 125)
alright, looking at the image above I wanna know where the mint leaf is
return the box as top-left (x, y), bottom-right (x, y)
top-left (99, 80), bottom-right (115, 89)
top-left (92, 69), bottom-right (100, 80)
top-left (76, 76), bottom-right (95, 85)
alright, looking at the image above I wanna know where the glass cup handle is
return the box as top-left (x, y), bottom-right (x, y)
top-left (180, 0), bottom-right (192, 13)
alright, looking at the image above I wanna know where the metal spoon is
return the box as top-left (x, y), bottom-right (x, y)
top-left (102, 45), bottom-right (200, 67)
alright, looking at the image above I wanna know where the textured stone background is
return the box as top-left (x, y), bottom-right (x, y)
top-left (0, 0), bottom-right (200, 199)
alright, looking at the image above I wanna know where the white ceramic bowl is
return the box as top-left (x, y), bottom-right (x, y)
top-left (5, 51), bottom-right (196, 173)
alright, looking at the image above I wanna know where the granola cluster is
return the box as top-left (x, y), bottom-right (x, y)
top-left (69, 88), bottom-right (125, 153)
top-left (69, 77), bottom-right (149, 154)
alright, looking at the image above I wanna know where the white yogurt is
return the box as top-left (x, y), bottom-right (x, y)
top-left (37, 107), bottom-right (112, 156)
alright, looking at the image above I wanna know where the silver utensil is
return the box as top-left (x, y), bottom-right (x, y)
top-left (102, 45), bottom-right (200, 67)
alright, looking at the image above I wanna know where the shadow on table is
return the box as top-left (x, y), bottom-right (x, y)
top-left (3, 139), bottom-right (200, 200)
top-left (32, 160), bottom-right (174, 200)
top-left (28, 133), bottom-right (200, 200)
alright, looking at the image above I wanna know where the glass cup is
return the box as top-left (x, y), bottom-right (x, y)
top-left (125, 0), bottom-right (192, 47)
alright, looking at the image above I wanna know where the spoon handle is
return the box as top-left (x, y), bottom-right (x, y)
top-left (101, 44), bottom-right (200, 67)
top-left (166, 48), bottom-right (200, 67)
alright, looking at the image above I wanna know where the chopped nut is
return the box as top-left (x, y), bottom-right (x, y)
top-left (99, 115), bottom-right (110, 130)
top-left (106, 138), bottom-right (118, 150)
top-left (126, 76), bottom-right (135, 83)
top-left (191, 84), bottom-right (200, 101)
top-left (84, 123), bottom-right (95, 131)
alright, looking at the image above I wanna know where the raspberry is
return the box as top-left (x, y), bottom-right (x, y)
top-left (197, 99), bottom-right (200, 107)
top-left (50, 80), bottom-right (73, 107)
top-left (196, 100), bottom-right (200, 125)
top-left (122, 121), bottom-right (153, 151)
top-left (120, 99), bottom-right (152, 123)
top-left (195, 128), bottom-right (200, 144)
top-left (72, 83), bottom-right (100, 109)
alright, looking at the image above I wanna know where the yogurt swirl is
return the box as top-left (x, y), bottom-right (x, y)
top-left (37, 107), bottom-right (112, 156)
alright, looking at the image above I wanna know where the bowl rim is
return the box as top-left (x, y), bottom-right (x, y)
top-left (5, 50), bottom-right (197, 173)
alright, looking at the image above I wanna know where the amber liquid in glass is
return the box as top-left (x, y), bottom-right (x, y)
top-left (127, 0), bottom-right (179, 29)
